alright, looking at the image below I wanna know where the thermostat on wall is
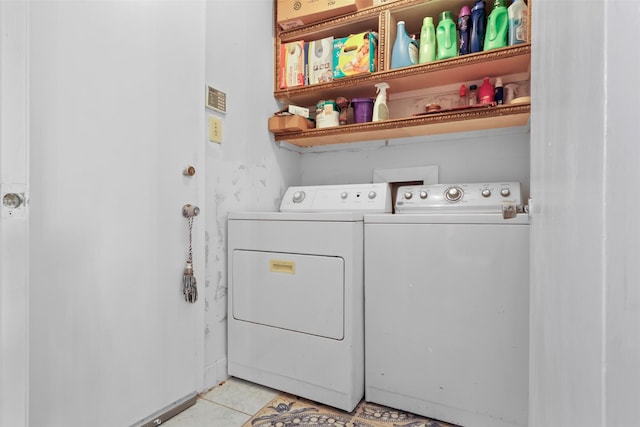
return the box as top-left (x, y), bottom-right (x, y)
top-left (206, 85), bottom-right (226, 113)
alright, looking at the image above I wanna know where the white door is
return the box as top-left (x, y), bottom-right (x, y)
top-left (2, 2), bottom-right (205, 426)
top-left (0, 2), bottom-right (29, 426)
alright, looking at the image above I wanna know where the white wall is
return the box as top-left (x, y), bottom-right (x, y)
top-left (202, 0), bottom-right (301, 389)
top-left (299, 127), bottom-right (530, 197)
top-left (530, 0), bottom-right (640, 426)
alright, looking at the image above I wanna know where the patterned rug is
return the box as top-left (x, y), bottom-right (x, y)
top-left (243, 393), bottom-right (458, 427)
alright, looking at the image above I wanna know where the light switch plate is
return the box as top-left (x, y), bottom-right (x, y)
top-left (209, 116), bottom-right (222, 143)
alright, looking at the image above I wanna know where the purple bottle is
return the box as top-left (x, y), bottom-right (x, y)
top-left (470, 0), bottom-right (486, 53)
top-left (458, 5), bottom-right (471, 55)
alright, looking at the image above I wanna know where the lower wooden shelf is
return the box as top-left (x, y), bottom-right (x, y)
top-left (273, 103), bottom-right (531, 147)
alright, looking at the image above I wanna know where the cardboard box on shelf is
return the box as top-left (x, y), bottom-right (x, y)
top-left (307, 37), bottom-right (334, 85)
top-left (268, 114), bottom-right (314, 134)
top-left (279, 40), bottom-right (306, 89)
top-left (277, 0), bottom-right (370, 30)
top-left (333, 31), bottom-right (378, 79)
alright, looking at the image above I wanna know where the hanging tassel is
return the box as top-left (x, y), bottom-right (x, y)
top-left (183, 261), bottom-right (198, 303)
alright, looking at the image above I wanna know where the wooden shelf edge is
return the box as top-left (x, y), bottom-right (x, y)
top-left (273, 104), bottom-right (531, 147)
top-left (274, 44), bottom-right (531, 105)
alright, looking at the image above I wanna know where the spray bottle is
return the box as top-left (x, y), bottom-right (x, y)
top-left (373, 82), bottom-right (390, 122)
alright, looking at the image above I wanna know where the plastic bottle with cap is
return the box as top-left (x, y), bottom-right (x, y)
top-left (508, 0), bottom-right (529, 45)
top-left (436, 11), bottom-right (458, 60)
top-left (419, 16), bottom-right (436, 63)
top-left (478, 77), bottom-right (495, 104)
top-left (470, 0), bottom-right (486, 53)
top-left (391, 21), bottom-right (418, 69)
top-left (372, 82), bottom-right (390, 121)
top-left (468, 84), bottom-right (479, 105)
top-left (494, 77), bottom-right (504, 104)
top-left (484, 0), bottom-right (509, 51)
top-left (458, 6), bottom-right (471, 55)
top-left (459, 84), bottom-right (468, 107)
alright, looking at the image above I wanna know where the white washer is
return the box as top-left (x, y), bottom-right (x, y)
top-left (364, 182), bottom-right (529, 427)
top-left (227, 183), bottom-right (391, 412)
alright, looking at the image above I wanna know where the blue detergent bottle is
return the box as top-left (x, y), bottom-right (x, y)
top-left (484, 0), bottom-right (509, 51)
top-left (470, 0), bottom-right (486, 53)
top-left (391, 21), bottom-right (417, 69)
top-left (436, 11), bottom-right (458, 60)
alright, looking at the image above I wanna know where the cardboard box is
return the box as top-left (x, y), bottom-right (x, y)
top-left (269, 114), bottom-right (313, 134)
top-left (333, 32), bottom-right (378, 79)
top-left (306, 37), bottom-right (334, 85)
top-left (279, 40), bottom-right (306, 89)
top-left (277, 0), bottom-right (359, 30)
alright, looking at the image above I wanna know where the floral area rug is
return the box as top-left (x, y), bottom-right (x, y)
top-left (243, 393), bottom-right (458, 427)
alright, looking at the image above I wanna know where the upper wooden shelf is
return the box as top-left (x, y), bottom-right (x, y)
top-left (274, 43), bottom-right (531, 106)
top-left (274, 103), bottom-right (531, 147)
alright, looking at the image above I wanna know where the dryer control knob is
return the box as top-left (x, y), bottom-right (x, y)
top-left (445, 187), bottom-right (463, 202)
top-left (500, 188), bottom-right (511, 197)
top-left (292, 191), bottom-right (306, 203)
top-left (404, 191), bottom-right (413, 200)
top-left (368, 191), bottom-right (377, 199)
top-left (341, 192), bottom-right (348, 200)
top-left (482, 189), bottom-right (491, 198)
top-left (420, 191), bottom-right (428, 199)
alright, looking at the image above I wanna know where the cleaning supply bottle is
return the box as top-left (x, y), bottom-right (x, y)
top-left (468, 84), bottom-right (479, 105)
top-left (391, 21), bottom-right (418, 69)
top-left (508, 0), bottom-right (529, 45)
top-left (470, 0), bottom-right (486, 53)
top-left (458, 6), bottom-right (471, 55)
top-left (372, 82), bottom-right (390, 121)
top-left (419, 16), bottom-right (436, 63)
top-left (494, 77), bottom-right (504, 104)
top-left (478, 77), bottom-right (495, 104)
top-left (484, 0), bottom-right (509, 51)
top-left (436, 11), bottom-right (458, 60)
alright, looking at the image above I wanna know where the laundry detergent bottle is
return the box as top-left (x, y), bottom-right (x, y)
top-left (484, 0), bottom-right (509, 51)
top-left (508, 0), bottom-right (529, 45)
top-left (470, 0), bottom-right (486, 53)
top-left (391, 21), bottom-right (418, 69)
top-left (436, 11), bottom-right (458, 60)
top-left (419, 16), bottom-right (436, 63)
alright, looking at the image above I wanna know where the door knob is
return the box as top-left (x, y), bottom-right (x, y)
top-left (182, 204), bottom-right (200, 218)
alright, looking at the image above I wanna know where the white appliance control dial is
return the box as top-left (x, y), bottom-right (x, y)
top-left (395, 182), bottom-right (523, 214)
top-left (280, 183), bottom-right (392, 213)
top-left (292, 191), bottom-right (305, 203)
top-left (445, 187), bottom-right (463, 202)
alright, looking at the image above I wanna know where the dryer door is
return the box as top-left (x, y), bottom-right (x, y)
top-left (232, 250), bottom-right (345, 340)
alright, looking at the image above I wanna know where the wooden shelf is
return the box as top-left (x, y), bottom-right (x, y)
top-left (274, 103), bottom-right (530, 147)
top-left (275, 43), bottom-right (531, 106)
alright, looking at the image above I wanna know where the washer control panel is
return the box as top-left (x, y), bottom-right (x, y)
top-left (395, 182), bottom-right (522, 214)
top-left (280, 183), bottom-right (392, 213)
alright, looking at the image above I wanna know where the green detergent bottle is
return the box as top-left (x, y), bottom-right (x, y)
top-left (484, 0), bottom-right (509, 51)
top-left (436, 11), bottom-right (457, 60)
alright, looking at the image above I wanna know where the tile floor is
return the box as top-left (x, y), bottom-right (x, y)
top-left (162, 377), bottom-right (280, 427)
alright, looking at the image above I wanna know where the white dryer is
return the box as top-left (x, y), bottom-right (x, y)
top-left (227, 183), bottom-right (391, 412)
top-left (364, 182), bottom-right (529, 427)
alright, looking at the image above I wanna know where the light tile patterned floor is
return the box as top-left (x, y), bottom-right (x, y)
top-left (162, 377), bottom-right (279, 427)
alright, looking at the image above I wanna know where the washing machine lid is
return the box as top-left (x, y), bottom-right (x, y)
top-left (228, 211), bottom-right (366, 221)
top-left (365, 212), bottom-right (530, 224)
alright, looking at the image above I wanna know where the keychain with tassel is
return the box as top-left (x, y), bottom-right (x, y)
top-left (182, 204), bottom-right (199, 303)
